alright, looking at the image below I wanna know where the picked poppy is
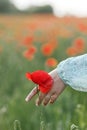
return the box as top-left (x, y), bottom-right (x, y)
top-left (26, 70), bottom-right (54, 93)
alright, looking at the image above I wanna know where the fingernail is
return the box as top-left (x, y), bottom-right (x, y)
top-left (25, 97), bottom-right (29, 102)
top-left (35, 102), bottom-right (39, 106)
top-left (25, 96), bottom-right (30, 102)
top-left (35, 99), bottom-right (39, 106)
top-left (49, 100), bottom-right (54, 104)
top-left (43, 102), bottom-right (47, 106)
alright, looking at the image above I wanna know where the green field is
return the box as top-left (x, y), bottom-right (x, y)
top-left (0, 14), bottom-right (87, 130)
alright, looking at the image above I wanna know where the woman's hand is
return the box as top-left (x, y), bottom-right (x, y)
top-left (25, 69), bottom-right (66, 106)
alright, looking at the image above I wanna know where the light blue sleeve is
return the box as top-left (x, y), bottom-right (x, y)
top-left (57, 54), bottom-right (87, 92)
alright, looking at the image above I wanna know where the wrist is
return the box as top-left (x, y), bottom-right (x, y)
top-left (49, 69), bottom-right (66, 87)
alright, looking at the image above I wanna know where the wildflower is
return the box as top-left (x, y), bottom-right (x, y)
top-left (66, 47), bottom-right (78, 56)
top-left (26, 70), bottom-right (53, 93)
top-left (66, 37), bottom-right (85, 56)
top-left (45, 58), bottom-right (58, 68)
top-left (23, 36), bottom-right (34, 46)
top-left (73, 38), bottom-right (85, 52)
top-left (23, 46), bottom-right (37, 60)
top-left (41, 43), bottom-right (54, 56)
top-left (23, 50), bottom-right (34, 60)
top-left (78, 23), bottom-right (87, 32)
top-left (28, 46), bottom-right (37, 54)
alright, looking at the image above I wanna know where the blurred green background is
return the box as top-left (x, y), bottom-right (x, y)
top-left (0, 0), bottom-right (87, 130)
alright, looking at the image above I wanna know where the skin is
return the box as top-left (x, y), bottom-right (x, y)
top-left (25, 69), bottom-right (66, 106)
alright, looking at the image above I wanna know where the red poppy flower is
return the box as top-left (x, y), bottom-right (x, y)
top-left (78, 23), bottom-right (87, 32)
top-left (26, 70), bottom-right (54, 93)
top-left (66, 47), bottom-right (78, 56)
top-left (41, 43), bottom-right (54, 56)
top-left (45, 58), bottom-right (58, 68)
top-left (73, 38), bottom-right (85, 52)
top-left (23, 36), bottom-right (34, 46)
top-left (23, 50), bottom-right (34, 60)
top-left (23, 46), bottom-right (37, 60)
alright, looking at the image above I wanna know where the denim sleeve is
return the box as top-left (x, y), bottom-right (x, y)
top-left (57, 54), bottom-right (87, 92)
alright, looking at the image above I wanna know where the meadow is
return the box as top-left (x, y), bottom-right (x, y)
top-left (0, 14), bottom-right (87, 130)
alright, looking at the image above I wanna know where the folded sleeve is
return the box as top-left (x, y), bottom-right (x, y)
top-left (57, 54), bottom-right (87, 92)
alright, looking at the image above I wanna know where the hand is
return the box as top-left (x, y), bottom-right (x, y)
top-left (25, 69), bottom-right (66, 106)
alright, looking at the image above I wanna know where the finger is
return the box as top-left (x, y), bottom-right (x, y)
top-left (42, 88), bottom-right (55, 106)
top-left (49, 94), bottom-right (58, 104)
top-left (25, 86), bottom-right (39, 102)
top-left (43, 95), bottom-right (51, 106)
top-left (36, 93), bottom-right (46, 106)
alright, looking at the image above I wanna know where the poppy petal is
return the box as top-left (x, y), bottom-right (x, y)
top-left (26, 72), bottom-right (32, 80)
top-left (39, 79), bottom-right (53, 93)
top-left (25, 70), bottom-right (54, 93)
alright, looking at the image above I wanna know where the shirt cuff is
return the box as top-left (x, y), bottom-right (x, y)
top-left (56, 54), bottom-right (87, 92)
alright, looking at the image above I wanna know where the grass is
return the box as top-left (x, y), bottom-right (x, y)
top-left (0, 14), bottom-right (87, 130)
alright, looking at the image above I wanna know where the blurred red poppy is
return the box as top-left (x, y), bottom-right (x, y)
top-left (45, 58), bottom-right (58, 67)
top-left (73, 38), bottom-right (85, 52)
top-left (78, 23), bottom-right (87, 32)
top-left (28, 46), bottom-right (37, 54)
top-left (66, 47), bottom-right (78, 56)
top-left (23, 46), bottom-right (37, 60)
top-left (23, 50), bottom-right (34, 60)
top-left (22, 36), bottom-right (34, 46)
top-left (41, 43), bottom-right (54, 56)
